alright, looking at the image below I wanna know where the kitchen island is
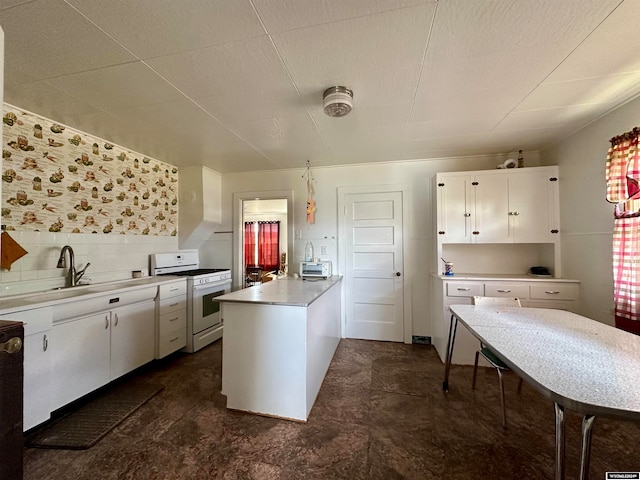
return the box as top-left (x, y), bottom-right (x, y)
top-left (219, 276), bottom-right (342, 421)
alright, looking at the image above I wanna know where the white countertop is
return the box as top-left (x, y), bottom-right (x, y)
top-left (217, 276), bottom-right (342, 307)
top-left (432, 272), bottom-right (579, 282)
top-left (0, 275), bottom-right (183, 313)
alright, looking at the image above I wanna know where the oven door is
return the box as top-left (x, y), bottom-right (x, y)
top-left (192, 282), bottom-right (230, 334)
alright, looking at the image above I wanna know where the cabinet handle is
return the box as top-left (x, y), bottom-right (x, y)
top-left (170, 287), bottom-right (179, 292)
top-left (0, 337), bottom-right (22, 354)
top-left (438, 231), bottom-right (445, 235)
top-left (169, 316), bottom-right (179, 322)
top-left (472, 231), bottom-right (479, 235)
top-left (457, 288), bottom-right (471, 291)
top-left (551, 229), bottom-right (559, 234)
top-left (114, 313), bottom-right (119, 326)
top-left (43, 334), bottom-right (48, 352)
top-left (545, 291), bottom-right (560, 294)
top-left (509, 211), bottom-right (520, 216)
top-left (105, 315), bottom-right (109, 329)
top-left (169, 302), bottom-right (179, 307)
top-left (169, 337), bottom-right (179, 343)
top-left (497, 289), bottom-right (511, 293)
top-left (463, 213), bottom-right (471, 217)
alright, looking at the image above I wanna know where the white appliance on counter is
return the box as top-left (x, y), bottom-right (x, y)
top-left (151, 250), bottom-right (231, 353)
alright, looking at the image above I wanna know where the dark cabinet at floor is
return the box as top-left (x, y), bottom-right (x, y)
top-left (0, 320), bottom-right (24, 480)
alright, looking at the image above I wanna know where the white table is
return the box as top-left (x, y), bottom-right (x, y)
top-left (443, 305), bottom-right (640, 480)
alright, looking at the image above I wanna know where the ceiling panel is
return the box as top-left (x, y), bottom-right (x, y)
top-left (45, 62), bottom-right (185, 112)
top-left (516, 74), bottom-right (640, 111)
top-left (273, 4), bottom-right (435, 105)
top-left (544, 0), bottom-right (640, 82)
top-left (147, 35), bottom-right (293, 102)
top-left (228, 114), bottom-right (329, 166)
top-left (67, 0), bottom-right (265, 59)
top-left (0, 0), bottom-right (135, 79)
top-left (253, 0), bottom-right (434, 33)
top-left (4, 82), bottom-right (100, 119)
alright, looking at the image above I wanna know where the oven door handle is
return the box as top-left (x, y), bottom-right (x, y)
top-left (193, 282), bottom-right (230, 293)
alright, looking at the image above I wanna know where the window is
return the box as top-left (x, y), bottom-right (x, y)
top-left (243, 221), bottom-right (280, 272)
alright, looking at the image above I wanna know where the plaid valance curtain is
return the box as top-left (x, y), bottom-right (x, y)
top-left (606, 127), bottom-right (640, 334)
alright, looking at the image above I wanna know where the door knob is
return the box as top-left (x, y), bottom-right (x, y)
top-left (0, 337), bottom-right (22, 354)
top-left (396, 272), bottom-right (401, 277)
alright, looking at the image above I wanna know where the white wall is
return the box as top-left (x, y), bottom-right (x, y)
top-left (200, 152), bottom-right (540, 337)
top-left (542, 95), bottom-right (640, 325)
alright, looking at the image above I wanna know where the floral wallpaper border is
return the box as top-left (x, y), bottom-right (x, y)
top-left (2, 104), bottom-right (177, 235)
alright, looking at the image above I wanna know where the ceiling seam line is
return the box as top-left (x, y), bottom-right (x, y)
top-left (401, 0), bottom-right (440, 152)
top-left (248, 0), bottom-right (332, 157)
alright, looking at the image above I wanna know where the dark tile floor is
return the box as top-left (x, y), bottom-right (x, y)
top-left (24, 339), bottom-right (640, 479)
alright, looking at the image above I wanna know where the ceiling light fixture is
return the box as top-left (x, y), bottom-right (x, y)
top-left (323, 86), bottom-right (353, 117)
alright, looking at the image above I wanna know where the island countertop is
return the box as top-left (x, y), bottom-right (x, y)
top-left (217, 276), bottom-right (342, 307)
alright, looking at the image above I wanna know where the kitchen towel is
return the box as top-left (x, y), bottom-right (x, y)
top-left (1, 231), bottom-right (28, 270)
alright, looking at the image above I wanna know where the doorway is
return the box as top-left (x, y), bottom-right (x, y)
top-left (232, 190), bottom-right (294, 290)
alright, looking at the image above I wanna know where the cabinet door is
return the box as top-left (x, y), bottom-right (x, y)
top-left (437, 174), bottom-right (473, 243)
top-left (51, 313), bottom-right (110, 410)
top-left (110, 300), bottom-right (155, 380)
top-left (473, 173), bottom-right (510, 243)
top-left (509, 169), bottom-right (558, 242)
top-left (0, 307), bottom-right (53, 431)
top-left (23, 332), bottom-right (51, 430)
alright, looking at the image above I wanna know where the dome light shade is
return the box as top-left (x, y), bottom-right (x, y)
top-left (323, 86), bottom-right (353, 117)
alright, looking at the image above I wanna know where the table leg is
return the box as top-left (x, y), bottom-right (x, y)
top-left (554, 403), bottom-right (566, 480)
top-left (442, 314), bottom-right (458, 392)
top-left (578, 415), bottom-right (596, 480)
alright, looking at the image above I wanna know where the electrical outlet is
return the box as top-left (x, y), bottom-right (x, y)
top-left (320, 246), bottom-right (327, 255)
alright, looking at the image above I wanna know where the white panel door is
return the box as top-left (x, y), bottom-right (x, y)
top-left (345, 191), bottom-right (404, 341)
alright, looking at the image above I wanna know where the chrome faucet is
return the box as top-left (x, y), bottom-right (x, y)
top-left (56, 245), bottom-right (90, 287)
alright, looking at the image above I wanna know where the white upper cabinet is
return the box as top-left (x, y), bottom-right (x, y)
top-left (506, 168), bottom-right (559, 243)
top-left (436, 173), bottom-right (473, 243)
top-left (436, 166), bottom-right (559, 244)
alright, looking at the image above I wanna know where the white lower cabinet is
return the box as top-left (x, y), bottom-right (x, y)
top-left (51, 312), bottom-right (111, 411)
top-left (433, 277), bottom-right (580, 365)
top-left (110, 300), bottom-right (156, 380)
top-left (51, 295), bottom-right (156, 411)
top-left (0, 306), bottom-right (53, 431)
top-left (156, 279), bottom-right (187, 359)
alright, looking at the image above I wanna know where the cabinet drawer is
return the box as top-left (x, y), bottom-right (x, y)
top-left (158, 328), bottom-right (186, 358)
top-left (158, 309), bottom-right (187, 336)
top-left (446, 282), bottom-right (484, 297)
top-left (160, 281), bottom-right (187, 298)
top-left (159, 296), bottom-right (187, 316)
top-left (530, 283), bottom-right (579, 301)
top-left (484, 283), bottom-right (529, 299)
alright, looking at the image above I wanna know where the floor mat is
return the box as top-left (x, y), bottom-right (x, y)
top-left (27, 383), bottom-right (164, 450)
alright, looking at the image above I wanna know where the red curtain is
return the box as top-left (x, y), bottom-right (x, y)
top-left (244, 222), bottom-right (256, 267)
top-left (257, 221), bottom-right (280, 272)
